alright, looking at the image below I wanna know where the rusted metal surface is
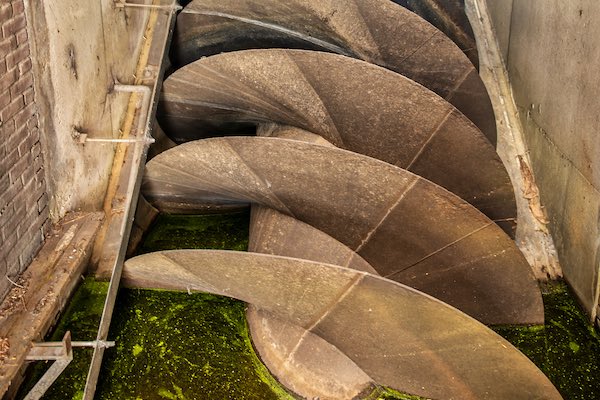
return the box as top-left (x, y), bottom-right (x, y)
top-left (246, 306), bottom-right (373, 399)
top-left (142, 137), bottom-right (542, 324)
top-left (392, 0), bottom-right (479, 67)
top-left (158, 50), bottom-right (514, 230)
top-left (250, 206), bottom-right (378, 275)
top-left (171, 0), bottom-right (495, 142)
top-left (123, 250), bottom-right (562, 400)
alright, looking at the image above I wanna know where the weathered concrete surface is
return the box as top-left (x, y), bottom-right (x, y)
top-left (24, 0), bottom-right (151, 219)
top-left (464, 0), bottom-right (563, 285)
top-left (126, 195), bottom-right (159, 257)
top-left (159, 50), bottom-right (515, 229)
top-left (483, 0), bottom-right (600, 318)
top-left (123, 250), bottom-right (562, 400)
top-left (484, 0), bottom-right (513, 60)
top-left (173, 0), bottom-right (494, 138)
top-left (90, 3), bottom-right (178, 279)
top-left (142, 137), bottom-right (543, 325)
top-left (0, 212), bottom-right (103, 398)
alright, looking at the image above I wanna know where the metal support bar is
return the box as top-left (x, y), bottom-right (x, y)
top-left (83, 83), bottom-right (155, 400)
top-left (73, 84), bottom-right (153, 146)
top-left (29, 341), bottom-right (116, 351)
top-left (114, 1), bottom-right (182, 11)
top-left (77, 135), bottom-right (156, 144)
top-left (23, 332), bottom-right (73, 400)
top-left (23, 332), bottom-right (115, 399)
top-left (82, 2), bottom-right (178, 396)
top-left (70, 341), bottom-right (116, 348)
top-left (113, 84), bottom-right (152, 136)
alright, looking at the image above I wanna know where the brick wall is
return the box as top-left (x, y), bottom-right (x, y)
top-left (0, 0), bottom-right (49, 300)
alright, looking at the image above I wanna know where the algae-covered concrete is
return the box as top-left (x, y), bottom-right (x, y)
top-left (23, 0), bottom-right (152, 219)
top-left (484, 0), bottom-right (600, 320)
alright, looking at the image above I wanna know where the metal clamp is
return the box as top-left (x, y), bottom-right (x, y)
top-left (23, 332), bottom-right (73, 400)
top-left (23, 332), bottom-right (115, 400)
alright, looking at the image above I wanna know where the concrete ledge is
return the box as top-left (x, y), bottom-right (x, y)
top-left (0, 211), bottom-right (103, 398)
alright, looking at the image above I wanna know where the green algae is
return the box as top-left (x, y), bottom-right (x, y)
top-left (94, 211), bottom-right (295, 399)
top-left (139, 211), bottom-right (250, 254)
top-left (95, 289), bottom-right (295, 399)
top-left (18, 213), bottom-right (600, 400)
top-left (16, 278), bottom-right (109, 400)
top-left (493, 281), bottom-right (600, 399)
top-left (364, 387), bottom-right (428, 400)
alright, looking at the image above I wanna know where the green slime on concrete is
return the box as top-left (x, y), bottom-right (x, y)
top-left (20, 212), bottom-right (600, 399)
top-left (139, 212), bottom-right (250, 254)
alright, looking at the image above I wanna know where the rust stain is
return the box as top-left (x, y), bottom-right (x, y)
top-left (518, 155), bottom-right (550, 229)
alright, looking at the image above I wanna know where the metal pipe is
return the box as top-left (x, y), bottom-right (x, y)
top-left (114, 84), bottom-right (152, 136)
top-left (115, 1), bottom-right (182, 11)
top-left (72, 341), bottom-right (116, 348)
top-left (83, 137), bottom-right (156, 144)
top-left (31, 341), bottom-right (115, 348)
top-left (72, 84), bottom-right (152, 146)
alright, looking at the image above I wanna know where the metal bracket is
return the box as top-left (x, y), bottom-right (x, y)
top-left (23, 332), bottom-right (73, 400)
top-left (23, 332), bottom-right (115, 400)
top-left (73, 83), bottom-right (155, 146)
top-left (139, 64), bottom-right (161, 84)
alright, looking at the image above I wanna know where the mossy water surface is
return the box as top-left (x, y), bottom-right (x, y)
top-left (139, 212), bottom-right (250, 254)
top-left (16, 278), bottom-right (109, 400)
top-left (96, 290), bottom-right (293, 399)
top-left (19, 212), bottom-right (600, 399)
top-left (95, 211), bottom-right (296, 399)
top-left (493, 281), bottom-right (600, 399)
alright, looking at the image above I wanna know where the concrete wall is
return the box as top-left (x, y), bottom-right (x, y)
top-left (24, 0), bottom-right (151, 219)
top-left (485, 0), bottom-right (513, 60)
top-left (1, 1), bottom-right (151, 301)
top-left (486, 0), bottom-right (600, 319)
top-left (0, 0), bottom-right (50, 300)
